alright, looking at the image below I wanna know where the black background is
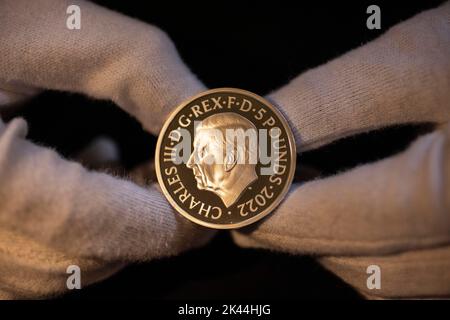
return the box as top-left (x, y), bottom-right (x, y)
top-left (7, 0), bottom-right (444, 299)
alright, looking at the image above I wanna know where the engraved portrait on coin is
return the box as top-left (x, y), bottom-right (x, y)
top-left (156, 88), bottom-right (296, 229)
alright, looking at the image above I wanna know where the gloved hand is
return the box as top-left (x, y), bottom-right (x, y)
top-left (232, 2), bottom-right (450, 299)
top-left (1, 0), bottom-right (449, 300)
top-left (0, 0), bottom-right (212, 299)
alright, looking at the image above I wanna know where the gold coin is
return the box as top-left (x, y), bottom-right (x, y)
top-left (155, 88), bottom-right (296, 229)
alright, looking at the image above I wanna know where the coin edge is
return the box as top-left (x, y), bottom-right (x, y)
top-left (155, 87), bottom-right (297, 229)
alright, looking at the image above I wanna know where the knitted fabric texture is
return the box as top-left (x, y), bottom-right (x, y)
top-left (0, 0), bottom-right (449, 299)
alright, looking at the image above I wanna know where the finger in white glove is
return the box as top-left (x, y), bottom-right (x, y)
top-left (0, 117), bottom-right (214, 298)
top-left (235, 2), bottom-right (450, 298)
top-left (267, 1), bottom-right (450, 152)
top-left (0, 0), bottom-right (206, 134)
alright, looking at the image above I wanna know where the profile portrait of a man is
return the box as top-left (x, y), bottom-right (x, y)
top-left (186, 113), bottom-right (258, 207)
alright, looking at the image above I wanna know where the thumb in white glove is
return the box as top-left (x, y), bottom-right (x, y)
top-left (0, 117), bottom-right (214, 299)
top-left (234, 2), bottom-right (450, 299)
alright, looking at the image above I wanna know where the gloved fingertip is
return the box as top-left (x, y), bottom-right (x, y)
top-left (0, 117), bottom-right (28, 139)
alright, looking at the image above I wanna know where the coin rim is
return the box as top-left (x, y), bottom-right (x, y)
top-left (155, 88), bottom-right (296, 229)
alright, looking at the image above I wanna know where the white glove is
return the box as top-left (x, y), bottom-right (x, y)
top-left (0, 0), bottom-right (212, 299)
top-left (233, 2), bottom-right (450, 299)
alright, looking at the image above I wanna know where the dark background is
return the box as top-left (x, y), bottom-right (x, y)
top-left (9, 0), bottom-right (444, 299)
